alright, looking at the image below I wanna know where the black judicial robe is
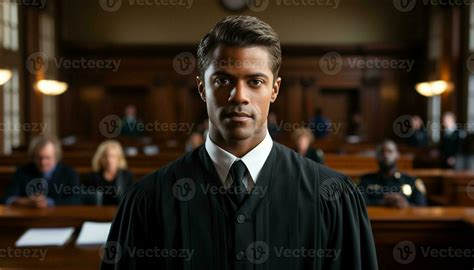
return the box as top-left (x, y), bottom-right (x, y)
top-left (101, 142), bottom-right (378, 270)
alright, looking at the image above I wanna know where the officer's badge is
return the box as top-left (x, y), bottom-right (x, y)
top-left (415, 179), bottom-right (426, 194)
top-left (394, 172), bottom-right (401, 179)
top-left (401, 184), bottom-right (412, 196)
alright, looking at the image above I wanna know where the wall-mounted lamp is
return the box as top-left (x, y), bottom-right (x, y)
top-left (0, 69), bottom-right (12, 86)
top-left (415, 80), bottom-right (451, 97)
top-left (415, 80), bottom-right (451, 143)
top-left (36, 80), bottom-right (68, 96)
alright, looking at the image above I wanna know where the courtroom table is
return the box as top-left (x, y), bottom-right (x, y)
top-left (0, 206), bottom-right (473, 269)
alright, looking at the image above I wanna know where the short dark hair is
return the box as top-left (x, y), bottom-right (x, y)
top-left (197, 15), bottom-right (281, 81)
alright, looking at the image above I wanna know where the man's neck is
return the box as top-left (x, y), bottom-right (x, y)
top-left (379, 166), bottom-right (398, 177)
top-left (209, 128), bottom-right (267, 158)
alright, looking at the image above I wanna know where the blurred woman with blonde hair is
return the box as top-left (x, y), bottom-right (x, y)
top-left (85, 140), bottom-right (134, 205)
top-left (291, 127), bottom-right (325, 164)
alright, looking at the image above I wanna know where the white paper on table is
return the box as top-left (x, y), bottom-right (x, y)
top-left (75, 221), bottom-right (112, 246)
top-left (15, 227), bottom-right (75, 247)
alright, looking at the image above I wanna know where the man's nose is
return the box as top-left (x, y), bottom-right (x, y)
top-left (229, 81), bottom-right (249, 105)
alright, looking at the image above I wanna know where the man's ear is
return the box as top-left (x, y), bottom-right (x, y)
top-left (270, 77), bottom-right (281, 103)
top-left (196, 76), bottom-right (206, 102)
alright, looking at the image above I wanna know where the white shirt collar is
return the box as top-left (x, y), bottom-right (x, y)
top-left (205, 131), bottom-right (273, 185)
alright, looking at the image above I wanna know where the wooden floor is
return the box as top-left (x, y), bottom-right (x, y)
top-left (0, 206), bottom-right (473, 269)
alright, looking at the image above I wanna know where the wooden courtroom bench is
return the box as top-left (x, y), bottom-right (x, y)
top-left (0, 206), bottom-right (472, 269)
top-left (1, 166), bottom-right (472, 206)
top-left (324, 154), bottom-right (413, 171)
top-left (0, 152), bottom-right (414, 171)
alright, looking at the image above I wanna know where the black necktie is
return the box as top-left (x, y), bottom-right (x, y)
top-left (229, 160), bottom-right (247, 205)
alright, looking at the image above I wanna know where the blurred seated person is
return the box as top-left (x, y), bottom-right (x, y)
top-left (310, 108), bottom-right (331, 139)
top-left (4, 135), bottom-right (81, 208)
top-left (267, 112), bottom-right (281, 140)
top-left (346, 112), bottom-right (368, 143)
top-left (406, 115), bottom-right (428, 148)
top-left (120, 104), bottom-right (144, 137)
top-left (358, 140), bottom-right (427, 208)
top-left (85, 140), bottom-right (134, 205)
top-left (185, 132), bottom-right (204, 152)
top-left (440, 112), bottom-right (467, 168)
top-left (292, 128), bottom-right (324, 164)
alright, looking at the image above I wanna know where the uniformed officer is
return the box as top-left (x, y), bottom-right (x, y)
top-left (358, 140), bottom-right (427, 208)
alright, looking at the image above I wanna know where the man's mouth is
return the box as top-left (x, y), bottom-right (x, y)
top-left (224, 112), bottom-right (252, 122)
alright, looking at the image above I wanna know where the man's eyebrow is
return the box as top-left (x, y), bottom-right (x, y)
top-left (210, 71), bottom-right (233, 77)
top-left (246, 73), bottom-right (269, 79)
top-left (209, 71), bottom-right (269, 80)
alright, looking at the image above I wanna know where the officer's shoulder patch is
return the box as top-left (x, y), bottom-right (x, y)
top-left (415, 178), bottom-right (426, 194)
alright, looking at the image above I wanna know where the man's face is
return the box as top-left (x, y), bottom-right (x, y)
top-left (442, 114), bottom-right (456, 130)
top-left (376, 142), bottom-right (399, 170)
top-left (197, 45), bottom-right (280, 142)
top-left (34, 142), bottom-right (57, 173)
top-left (296, 136), bottom-right (310, 152)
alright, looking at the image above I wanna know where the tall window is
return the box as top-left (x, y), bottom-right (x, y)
top-left (40, 12), bottom-right (57, 135)
top-left (3, 69), bottom-right (20, 154)
top-left (468, 3), bottom-right (474, 132)
top-left (0, 1), bottom-right (20, 154)
top-left (0, 1), bottom-right (18, 51)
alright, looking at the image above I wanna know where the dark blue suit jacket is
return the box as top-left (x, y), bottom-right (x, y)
top-left (3, 162), bottom-right (81, 205)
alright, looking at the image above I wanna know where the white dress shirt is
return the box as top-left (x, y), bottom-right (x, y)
top-left (205, 131), bottom-right (273, 191)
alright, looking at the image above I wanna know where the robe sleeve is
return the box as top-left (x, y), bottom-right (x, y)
top-left (101, 172), bottom-right (161, 270)
top-left (319, 175), bottom-right (378, 270)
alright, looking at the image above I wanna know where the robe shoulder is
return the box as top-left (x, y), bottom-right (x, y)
top-left (273, 142), bottom-right (356, 196)
top-left (124, 148), bottom-right (197, 201)
top-left (270, 144), bottom-right (378, 270)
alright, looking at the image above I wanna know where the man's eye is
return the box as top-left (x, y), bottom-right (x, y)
top-left (249, 79), bottom-right (263, 87)
top-left (215, 78), bottom-right (231, 86)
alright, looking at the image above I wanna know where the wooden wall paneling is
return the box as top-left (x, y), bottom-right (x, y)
top-left (24, 7), bottom-right (43, 140)
top-left (78, 86), bottom-right (105, 141)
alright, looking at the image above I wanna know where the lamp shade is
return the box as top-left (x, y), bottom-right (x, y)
top-left (0, 69), bottom-right (12, 86)
top-left (415, 80), bottom-right (450, 97)
top-left (36, 80), bottom-right (68, 96)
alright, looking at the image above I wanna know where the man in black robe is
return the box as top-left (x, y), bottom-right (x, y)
top-left (102, 15), bottom-right (378, 270)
